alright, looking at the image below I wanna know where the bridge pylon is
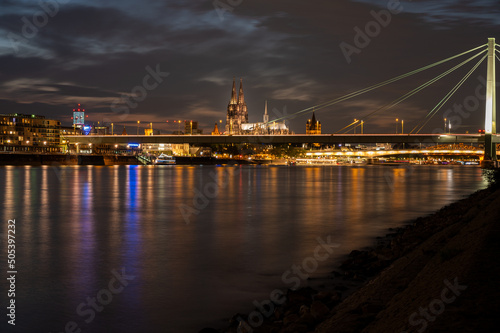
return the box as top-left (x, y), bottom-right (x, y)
top-left (483, 38), bottom-right (497, 165)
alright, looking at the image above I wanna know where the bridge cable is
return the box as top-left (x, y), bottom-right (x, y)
top-left (268, 44), bottom-right (487, 124)
top-left (414, 55), bottom-right (486, 133)
top-left (337, 49), bottom-right (487, 134)
top-left (272, 44), bottom-right (486, 123)
top-left (344, 49), bottom-right (486, 134)
top-left (412, 54), bottom-right (487, 133)
top-left (341, 51), bottom-right (483, 134)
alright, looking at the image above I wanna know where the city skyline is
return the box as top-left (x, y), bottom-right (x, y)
top-left (0, 0), bottom-right (499, 133)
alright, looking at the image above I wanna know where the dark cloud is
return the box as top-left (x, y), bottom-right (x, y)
top-left (0, 0), bottom-right (498, 133)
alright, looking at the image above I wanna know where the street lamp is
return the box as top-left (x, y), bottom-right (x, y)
top-left (401, 120), bottom-right (404, 134)
top-left (137, 120), bottom-right (140, 135)
top-left (395, 118), bottom-right (399, 134)
top-left (361, 120), bottom-right (364, 134)
top-left (444, 118), bottom-right (447, 133)
top-left (111, 123), bottom-right (114, 135)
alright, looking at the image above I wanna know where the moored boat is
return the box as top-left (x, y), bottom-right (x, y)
top-left (155, 153), bottom-right (176, 165)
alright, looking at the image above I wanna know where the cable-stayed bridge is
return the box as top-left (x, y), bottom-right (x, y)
top-left (66, 39), bottom-right (499, 164)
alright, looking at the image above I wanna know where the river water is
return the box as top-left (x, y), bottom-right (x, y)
top-left (0, 165), bottom-right (487, 332)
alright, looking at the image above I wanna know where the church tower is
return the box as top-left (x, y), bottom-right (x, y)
top-left (225, 77), bottom-right (248, 134)
top-left (237, 78), bottom-right (248, 124)
top-left (306, 111), bottom-right (321, 134)
top-left (225, 77), bottom-right (238, 134)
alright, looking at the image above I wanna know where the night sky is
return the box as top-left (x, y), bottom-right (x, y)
top-left (0, 0), bottom-right (498, 134)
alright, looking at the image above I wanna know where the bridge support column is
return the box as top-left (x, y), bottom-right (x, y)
top-left (483, 38), bottom-right (497, 167)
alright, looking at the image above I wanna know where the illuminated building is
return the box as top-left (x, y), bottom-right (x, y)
top-left (184, 120), bottom-right (203, 135)
top-left (61, 126), bottom-right (82, 135)
top-left (92, 126), bottom-right (109, 135)
top-left (306, 112), bottom-right (321, 134)
top-left (0, 113), bottom-right (61, 152)
top-left (225, 77), bottom-right (248, 134)
top-left (141, 143), bottom-right (190, 156)
top-left (240, 100), bottom-right (290, 134)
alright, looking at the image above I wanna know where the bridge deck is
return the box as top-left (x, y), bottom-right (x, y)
top-left (63, 134), bottom-right (498, 145)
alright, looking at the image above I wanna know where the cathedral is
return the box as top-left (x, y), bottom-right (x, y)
top-left (225, 78), bottom-right (290, 135)
top-left (225, 77), bottom-right (248, 134)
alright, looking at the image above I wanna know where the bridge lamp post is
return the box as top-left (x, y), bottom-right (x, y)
top-left (137, 120), bottom-right (140, 135)
top-left (444, 118), bottom-right (447, 133)
top-left (401, 120), bottom-right (404, 134)
top-left (395, 118), bottom-right (399, 134)
top-left (361, 120), bottom-right (364, 134)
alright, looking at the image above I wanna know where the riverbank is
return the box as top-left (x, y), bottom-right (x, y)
top-left (209, 176), bottom-right (499, 333)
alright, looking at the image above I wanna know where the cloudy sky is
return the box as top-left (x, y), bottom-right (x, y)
top-left (0, 0), bottom-right (499, 134)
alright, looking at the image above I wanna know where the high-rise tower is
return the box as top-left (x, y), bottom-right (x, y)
top-left (72, 103), bottom-right (85, 129)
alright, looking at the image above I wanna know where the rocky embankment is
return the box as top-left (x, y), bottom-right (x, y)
top-left (203, 181), bottom-right (500, 333)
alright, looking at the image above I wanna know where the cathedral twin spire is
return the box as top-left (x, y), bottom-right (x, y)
top-left (229, 77), bottom-right (245, 105)
top-left (230, 77), bottom-right (237, 104)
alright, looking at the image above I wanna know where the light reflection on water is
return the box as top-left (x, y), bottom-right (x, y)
top-left (0, 165), bottom-right (487, 332)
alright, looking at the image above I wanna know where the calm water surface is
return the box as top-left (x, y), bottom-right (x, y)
top-left (0, 165), bottom-right (487, 332)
